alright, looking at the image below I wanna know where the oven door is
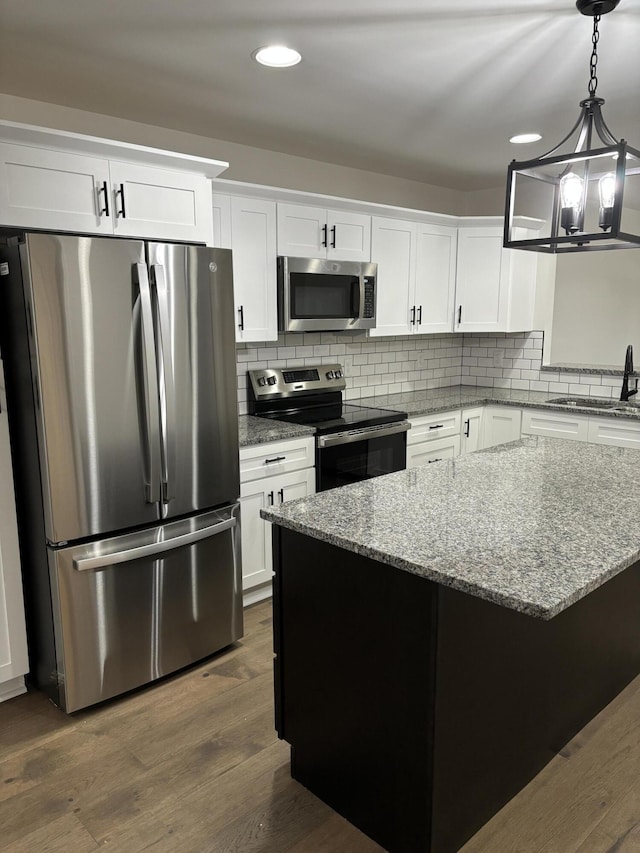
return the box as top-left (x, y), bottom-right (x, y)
top-left (315, 422), bottom-right (410, 491)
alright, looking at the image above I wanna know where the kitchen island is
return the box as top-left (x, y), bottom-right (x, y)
top-left (262, 437), bottom-right (640, 853)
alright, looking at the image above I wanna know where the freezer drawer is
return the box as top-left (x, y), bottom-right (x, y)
top-left (49, 505), bottom-right (242, 712)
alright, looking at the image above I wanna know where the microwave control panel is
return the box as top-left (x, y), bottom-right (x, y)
top-left (362, 277), bottom-right (376, 319)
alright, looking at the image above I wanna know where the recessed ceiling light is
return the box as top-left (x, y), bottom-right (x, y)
top-left (509, 133), bottom-right (543, 144)
top-left (253, 45), bottom-right (302, 68)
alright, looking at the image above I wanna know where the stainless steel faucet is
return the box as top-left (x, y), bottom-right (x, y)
top-left (620, 345), bottom-right (638, 402)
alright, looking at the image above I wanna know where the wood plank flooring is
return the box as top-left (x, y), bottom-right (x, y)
top-left (1, 599), bottom-right (639, 852)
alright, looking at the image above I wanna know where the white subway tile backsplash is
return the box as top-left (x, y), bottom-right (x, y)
top-left (236, 329), bottom-right (612, 412)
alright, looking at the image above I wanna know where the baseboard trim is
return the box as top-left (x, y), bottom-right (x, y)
top-left (0, 675), bottom-right (27, 703)
top-left (243, 582), bottom-right (272, 608)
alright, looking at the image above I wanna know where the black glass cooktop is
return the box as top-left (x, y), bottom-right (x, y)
top-left (260, 403), bottom-right (407, 435)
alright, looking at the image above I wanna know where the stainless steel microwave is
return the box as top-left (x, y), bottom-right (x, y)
top-left (277, 256), bottom-right (377, 332)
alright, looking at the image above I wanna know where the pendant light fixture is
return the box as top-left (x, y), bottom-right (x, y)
top-left (504, 0), bottom-right (640, 253)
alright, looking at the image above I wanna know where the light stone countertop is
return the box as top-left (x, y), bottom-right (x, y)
top-left (239, 384), bottom-right (640, 449)
top-left (238, 414), bottom-right (315, 448)
top-left (262, 436), bottom-right (640, 620)
top-left (359, 384), bottom-right (640, 419)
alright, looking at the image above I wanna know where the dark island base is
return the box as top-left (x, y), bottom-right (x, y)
top-left (272, 527), bottom-right (640, 853)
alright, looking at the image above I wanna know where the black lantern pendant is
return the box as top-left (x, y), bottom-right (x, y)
top-left (504, 0), bottom-right (640, 253)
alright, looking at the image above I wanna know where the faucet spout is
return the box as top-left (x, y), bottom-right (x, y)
top-left (620, 345), bottom-right (638, 402)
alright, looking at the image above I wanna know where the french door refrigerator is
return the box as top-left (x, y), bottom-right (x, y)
top-left (0, 233), bottom-right (242, 712)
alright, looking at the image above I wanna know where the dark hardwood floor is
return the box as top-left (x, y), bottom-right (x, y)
top-left (1, 599), bottom-right (640, 852)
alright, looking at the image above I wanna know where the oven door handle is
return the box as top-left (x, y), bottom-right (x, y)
top-left (317, 421), bottom-right (411, 449)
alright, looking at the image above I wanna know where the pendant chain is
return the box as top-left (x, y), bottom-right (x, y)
top-left (588, 14), bottom-right (601, 97)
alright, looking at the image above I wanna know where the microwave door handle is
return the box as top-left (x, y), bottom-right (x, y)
top-left (151, 264), bottom-right (176, 504)
top-left (357, 275), bottom-right (366, 320)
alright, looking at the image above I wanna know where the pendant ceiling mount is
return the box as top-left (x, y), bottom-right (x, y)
top-left (576, 0), bottom-right (620, 15)
top-left (504, 0), bottom-right (640, 253)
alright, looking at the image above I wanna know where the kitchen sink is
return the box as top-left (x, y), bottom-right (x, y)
top-left (545, 396), bottom-right (640, 411)
top-left (546, 396), bottom-right (619, 410)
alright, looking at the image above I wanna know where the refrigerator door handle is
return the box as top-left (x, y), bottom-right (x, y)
top-left (151, 264), bottom-right (177, 503)
top-left (73, 515), bottom-right (237, 572)
top-left (135, 262), bottom-right (162, 503)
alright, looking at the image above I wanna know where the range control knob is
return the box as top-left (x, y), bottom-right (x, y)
top-left (335, 369), bottom-right (343, 379)
top-left (267, 376), bottom-right (277, 386)
top-left (257, 377), bottom-right (267, 387)
top-left (326, 370), bottom-right (335, 380)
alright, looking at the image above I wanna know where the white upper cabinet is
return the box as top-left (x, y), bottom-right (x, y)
top-left (370, 217), bottom-right (457, 337)
top-left (213, 193), bottom-right (278, 342)
top-left (0, 122), bottom-right (228, 244)
top-left (370, 217), bottom-right (415, 337)
top-left (414, 222), bottom-right (458, 334)
top-left (277, 202), bottom-right (371, 261)
top-left (454, 226), bottom-right (537, 333)
top-left (0, 143), bottom-right (113, 235)
top-left (109, 161), bottom-right (212, 243)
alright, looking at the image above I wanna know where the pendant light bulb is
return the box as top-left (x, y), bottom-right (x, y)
top-left (598, 172), bottom-right (616, 231)
top-left (559, 172), bottom-right (584, 234)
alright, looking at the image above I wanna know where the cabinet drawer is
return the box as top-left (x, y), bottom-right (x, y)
top-left (406, 435), bottom-right (460, 468)
top-left (588, 416), bottom-right (640, 449)
top-left (407, 411), bottom-right (461, 444)
top-left (521, 410), bottom-right (589, 441)
top-left (240, 437), bottom-right (315, 483)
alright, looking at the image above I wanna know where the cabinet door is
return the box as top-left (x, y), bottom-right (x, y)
top-left (455, 227), bottom-right (506, 333)
top-left (369, 217), bottom-right (415, 337)
top-left (230, 196), bottom-right (278, 342)
top-left (212, 192), bottom-right (232, 249)
top-left (109, 161), bottom-right (212, 243)
top-left (406, 435), bottom-right (460, 468)
top-left (277, 203), bottom-right (326, 257)
top-left (0, 142), bottom-right (112, 234)
top-left (327, 210), bottom-right (371, 262)
top-left (483, 406), bottom-right (522, 449)
top-left (587, 416), bottom-right (640, 449)
top-left (460, 407), bottom-right (485, 454)
top-left (240, 467), bottom-right (315, 591)
top-left (521, 409), bottom-right (589, 441)
top-left (0, 363), bottom-right (29, 699)
top-left (413, 223), bottom-right (457, 333)
top-left (239, 481), bottom-right (273, 591)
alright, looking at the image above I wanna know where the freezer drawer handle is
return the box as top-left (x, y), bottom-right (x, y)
top-left (73, 516), bottom-right (237, 572)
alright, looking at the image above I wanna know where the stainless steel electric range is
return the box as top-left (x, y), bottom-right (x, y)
top-left (247, 364), bottom-right (410, 492)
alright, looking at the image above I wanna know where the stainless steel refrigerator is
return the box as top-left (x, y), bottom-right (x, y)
top-left (0, 233), bottom-right (242, 712)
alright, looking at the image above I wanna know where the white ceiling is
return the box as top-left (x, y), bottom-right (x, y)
top-left (0, 0), bottom-right (638, 191)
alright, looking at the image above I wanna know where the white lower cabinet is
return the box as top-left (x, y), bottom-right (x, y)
top-left (239, 437), bottom-right (315, 596)
top-left (406, 410), bottom-right (461, 468)
top-left (0, 363), bottom-right (28, 702)
top-left (483, 406), bottom-right (522, 449)
top-left (521, 410), bottom-right (590, 442)
top-left (460, 407), bottom-right (484, 454)
top-left (407, 435), bottom-right (460, 467)
top-left (587, 417), bottom-right (640, 449)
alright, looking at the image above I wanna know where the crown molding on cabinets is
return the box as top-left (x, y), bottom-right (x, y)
top-left (0, 120), bottom-right (229, 178)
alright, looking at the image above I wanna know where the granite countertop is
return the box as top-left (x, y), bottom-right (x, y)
top-left (238, 414), bottom-right (315, 448)
top-left (262, 436), bottom-right (640, 621)
top-left (359, 384), bottom-right (640, 420)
